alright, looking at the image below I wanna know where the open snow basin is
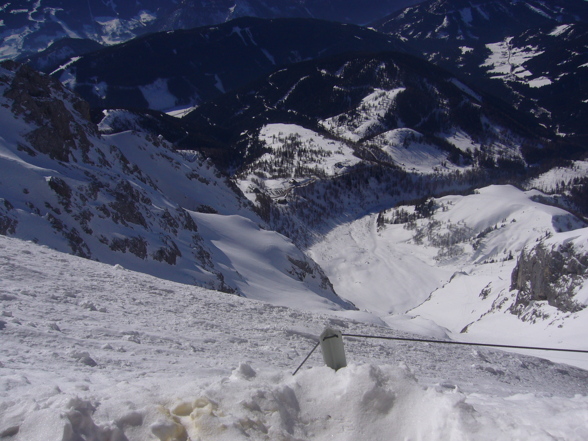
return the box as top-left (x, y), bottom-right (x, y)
top-left (309, 184), bottom-right (588, 367)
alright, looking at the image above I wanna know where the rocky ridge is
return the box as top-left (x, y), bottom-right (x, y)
top-left (511, 234), bottom-right (588, 316)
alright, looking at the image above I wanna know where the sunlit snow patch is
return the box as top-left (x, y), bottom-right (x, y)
top-left (96, 11), bottom-right (157, 45)
top-left (310, 185), bottom-right (588, 369)
top-left (237, 123), bottom-right (360, 200)
top-left (527, 160), bottom-right (588, 193)
top-left (528, 76), bottom-right (552, 88)
top-left (321, 88), bottom-right (405, 142)
top-left (549, 24), bottom-right (573, 37)
top-left (483, 39), bottom-right (542, 81)
top-left (165, 105), bottom-right (199, 118)
top-left (371, 128), bottom-right (457, 173)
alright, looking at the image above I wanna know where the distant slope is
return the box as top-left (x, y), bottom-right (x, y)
top-left (0, 0), bottom-right (420, 61)
top-left (49, 17), bottom-right (407, 111)
top-left (374, 0), bottom-right (588, 138)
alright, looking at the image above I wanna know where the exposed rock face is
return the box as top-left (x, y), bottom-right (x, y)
top-left (0, 199), bottom-right (17, 235)
top-left (1, 60), bottom-right (94, 162)
top-left (510, 241), bottom-right (588, 315)
top-left (0, 61), bottom-right (235, 290)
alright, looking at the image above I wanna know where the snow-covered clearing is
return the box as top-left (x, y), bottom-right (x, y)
top-left (2, 234), bottom-right (588, 440)
top-left (321, 88), bottom-right (405, 142)
top-left (372, 128), bottom-right (458, 173)
top-left (526, 160), bottom-right (588, 193)
top-left (482, 38), bottom-right (546, 86)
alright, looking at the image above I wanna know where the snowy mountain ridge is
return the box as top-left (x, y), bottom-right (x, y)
top-left (0, 60), bottom-right (351, 311)
top-left (0, 0), bottom-right (420, 61)
top-left (43, 17), bottom-right (406, 112)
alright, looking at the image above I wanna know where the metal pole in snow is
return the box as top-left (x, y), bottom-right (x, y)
top-left (320, 328), bottom-right (347, 371)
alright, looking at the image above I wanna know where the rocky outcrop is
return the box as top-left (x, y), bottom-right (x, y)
top-left (1, 60), bottom-right (95, 162)
top-left (510, 240), bottom-right (588, 315)
top-left (0, 61), bottom-right (232, 288)
top-left (0, 199), bottom-right (17, 235)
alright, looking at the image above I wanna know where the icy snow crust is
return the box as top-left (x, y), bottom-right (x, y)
top-left (2, 234), bottom-right (588, 440)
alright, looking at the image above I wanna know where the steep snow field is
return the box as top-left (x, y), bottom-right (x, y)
top-left (2, 234), bottom-right (588, 440)
top-left (309, 185), bottom-right (588, 370)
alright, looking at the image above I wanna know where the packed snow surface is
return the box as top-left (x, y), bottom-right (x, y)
top-left (2, 234), bottom-right (588, 440)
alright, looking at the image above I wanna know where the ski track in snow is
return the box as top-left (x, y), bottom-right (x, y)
top-left (2, 234), bottom-right (588, 440)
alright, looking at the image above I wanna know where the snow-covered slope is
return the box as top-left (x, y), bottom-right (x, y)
top-left (0, 61), bottom-right (351, 311)
top-left (309, 184), bottom-right (588, 369)
top-left (2, 234), bottom-right (588, 440)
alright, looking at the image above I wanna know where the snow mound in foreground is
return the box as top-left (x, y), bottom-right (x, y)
top-left (160, 364), bottom-right (588, 441)
top-left (11, 363), bottom-right (587, 441)
top-left (164, 363), bottom-right (465, 441)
